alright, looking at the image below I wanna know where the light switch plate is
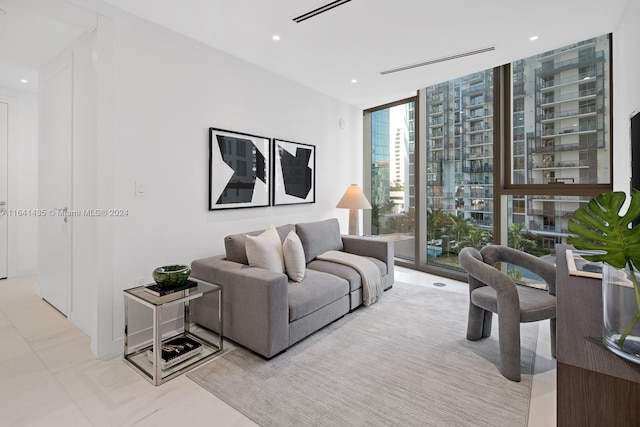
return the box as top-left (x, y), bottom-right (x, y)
top-left (135, 182), bottom-right (145, 197)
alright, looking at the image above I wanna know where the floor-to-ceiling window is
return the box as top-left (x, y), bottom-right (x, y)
top-left (366, 99), bottom-right (416, 262)
top-left (423, 69), bottom-right (495, 273)
top-left (364, 34), bottom-right (612, 283)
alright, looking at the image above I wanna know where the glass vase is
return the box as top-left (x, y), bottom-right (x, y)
top-left (602, 263), bottom-right (640, 364)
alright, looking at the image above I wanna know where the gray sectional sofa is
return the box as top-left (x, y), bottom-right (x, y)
top-left (190, 218), bottom-right (394, 358)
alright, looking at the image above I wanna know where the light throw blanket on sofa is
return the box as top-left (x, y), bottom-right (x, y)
top-left (316, 250), bottom-right (384, 306)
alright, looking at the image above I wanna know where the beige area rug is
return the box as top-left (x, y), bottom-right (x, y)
top-left (187, 282), bottom-right (538, 427)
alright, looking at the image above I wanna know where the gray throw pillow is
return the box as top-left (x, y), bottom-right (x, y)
top-left (296, 218), bottom-right (343, 263)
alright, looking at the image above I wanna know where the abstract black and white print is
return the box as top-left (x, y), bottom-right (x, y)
top-left (209, 128), bottom-right (271, 210)
top-left (273, 139), bottom-right (315, 206)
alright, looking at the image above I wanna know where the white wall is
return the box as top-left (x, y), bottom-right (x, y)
top-left (71, 31), bottom-right (98, 336)
top-left (613, 0), bottom-right (640, 192)
top-left (90, 10), bottom-right (362, 357)
top-left (0, 89), bottom-right (38, 277)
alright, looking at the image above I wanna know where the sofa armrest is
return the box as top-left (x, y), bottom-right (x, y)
top-left (190, 256), bottom-right (290, 358)
top-left (341, 235), bottom-right (394, 287)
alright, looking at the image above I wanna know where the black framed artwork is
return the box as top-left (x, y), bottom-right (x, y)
top-left (272, 139), bottom-right (315, 205)
top-left (209, 128), bottom-right (271, 210)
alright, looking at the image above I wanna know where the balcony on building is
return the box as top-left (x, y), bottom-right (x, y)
top-left (469, 95), bottom-right (492, 106)
top-left (468, 135), bottom-right (491, 146)
top-left (528, 137), bottom-right (605, 154)
top-left (430, 126), bottom-right (446, 139)
top-left (426, 189), bottom-right (455, 198)
top-left (530, 159), bottom-right (594, 170)
top-left (466, 150), bottom-right (492, 160)
top-left (467, 122), bottom-right (492, 134)
top-left (467, 106), bottom-right (492, 121)
top-left (536, 50), bottom-right (605, 77)
top-left (539, 103), bottom-right (603, 123)
top-left (538, 69), bottom-right (604, 93)
top-left (462, 163), bottom-right (493, 173)
top-left (462, 72), bottom-right (486, 83)
top-left (540, 87), bottom-right (600, 107)
top-left (527, 208), bottom-right (577, 219)
top-left (427, 154), bottom-right (456, 162)
top-left (537, 38), bottom-right (597, 60)
top-left (465, 202), bottom-right (493, 213)
top-left (528, 221), bottom-right (569, 234)
top-left (429, 105), bottom-right (445, 115)
top-left (539, 122), bottom-right (601, 138)
top-left (465, 82), bottom-right (486, 95)
top-left (429, 117), bottom-right (445, 127)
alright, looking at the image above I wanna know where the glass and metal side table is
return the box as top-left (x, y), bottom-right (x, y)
top-left (123, 278), bottom-right (222, 386)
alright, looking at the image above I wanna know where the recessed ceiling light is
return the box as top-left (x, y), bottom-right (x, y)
top-left (529, 35), bottom-right (539, 41)
top-left (351, 79), bottom-right (357, 83)
top-left (272, 35), bottom-right (280, 41)
top-left (20, 79), bottom-right (28, 84)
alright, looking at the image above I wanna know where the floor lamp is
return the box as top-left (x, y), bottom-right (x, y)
top-left (336, 184), bottom-right (372, 235)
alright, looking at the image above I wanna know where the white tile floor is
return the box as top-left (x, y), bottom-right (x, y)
top-left (0, 268), bottom-right (555, 426)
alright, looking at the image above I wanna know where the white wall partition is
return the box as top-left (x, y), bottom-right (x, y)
top-left (0, 102), bottom-right (8, 278)
top-left (613, 0), bottom-right (640, 193)
top-left (0, 91), bottom-right (38, 278)
top-left (39, 30), bottom-right (97, 334)
top-left (38, 56), bottom-right (73, 316)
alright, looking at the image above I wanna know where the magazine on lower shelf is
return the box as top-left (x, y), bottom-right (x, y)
top-left (146, 336), bottom-right (203, 370)
top-left (144, 279), bottom-right (198, 297)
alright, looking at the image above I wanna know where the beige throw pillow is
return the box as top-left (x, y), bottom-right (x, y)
top-left (245, 224), bottom-right (284, 273)
top-left (283, 230), bottom-right (306, 282)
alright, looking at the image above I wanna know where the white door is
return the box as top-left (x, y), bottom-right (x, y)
top-left (39, 63), bottom-right (72, 315)
top-left (0, 103), bottom-right (7, 279)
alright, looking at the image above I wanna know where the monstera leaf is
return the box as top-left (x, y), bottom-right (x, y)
top-left (568, 189), bottom-right (640, 269)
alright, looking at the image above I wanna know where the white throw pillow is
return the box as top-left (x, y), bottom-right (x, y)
top-left (245, 225), bottom-right (284, 273)
top-left (283, 230), bottom-right (306, 282)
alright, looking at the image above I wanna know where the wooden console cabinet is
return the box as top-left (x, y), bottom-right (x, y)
top-left (556, 245), bottom-right (640, 426)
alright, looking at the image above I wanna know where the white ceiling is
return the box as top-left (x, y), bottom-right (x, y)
top-left (0, 0), bottom-right (630, 106)
top-left (97, 0), bottom-right (630, 108)
top-left (0, 0), bottom-right (95, 92)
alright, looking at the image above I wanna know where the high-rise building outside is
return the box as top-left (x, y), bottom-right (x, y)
top-left (371, 109), bottom-right (391, 210)
top-left (406, 102), bottom-right (415, 210)
top-left (513, 36), bottom-right (610, 247)
top-left (424, 34), bottom-right (610, 247)
top-left (425, 70), bottom-right (494, 228)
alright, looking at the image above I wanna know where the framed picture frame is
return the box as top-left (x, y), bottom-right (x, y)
top-left (272, 139), bottom-right (315, 206)
top-left (209, 128), bottom-right (271, 210)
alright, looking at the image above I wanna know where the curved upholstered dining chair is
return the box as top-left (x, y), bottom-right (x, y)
top-left (458, 245), bottom-right (557, 382)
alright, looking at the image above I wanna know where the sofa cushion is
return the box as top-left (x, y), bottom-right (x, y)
top-left (288, 269), bottom-right (349, 321)
top-left (296, 218), bottom-right (343, 263)
top-left (245, 225), bottom-right (285, 273)
top-left (283, 231), bottom-right (306, 282)
top-left (225, 224), bottom-right (295, 265)
top-left (307, 256), bottom-right (387, 292)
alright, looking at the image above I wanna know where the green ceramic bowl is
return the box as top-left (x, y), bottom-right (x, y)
top-left (153, 264), bottom-right (191, 287)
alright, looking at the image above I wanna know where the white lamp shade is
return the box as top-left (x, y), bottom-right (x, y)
top-left (336, 184), bottom-right (372, 209)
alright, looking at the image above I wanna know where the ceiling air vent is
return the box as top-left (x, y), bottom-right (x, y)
top-left (380, 46), bottom-right (496, 75)
top-left (293, 0), bottom-right (353, 23)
